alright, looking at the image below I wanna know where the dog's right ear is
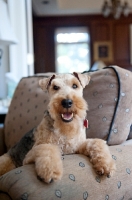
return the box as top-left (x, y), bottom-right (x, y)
top-left (39, 74), bottom-right (56, 90)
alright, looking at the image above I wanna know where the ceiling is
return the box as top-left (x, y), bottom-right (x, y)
top-left (32, 0), bottom-right (132, 16)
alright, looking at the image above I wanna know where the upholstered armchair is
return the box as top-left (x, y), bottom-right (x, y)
top-left (0, 66), bottom-right (132, 200)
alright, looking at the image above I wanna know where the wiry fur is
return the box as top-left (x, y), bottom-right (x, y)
top-left (0, 73), bottom-right (116, 183)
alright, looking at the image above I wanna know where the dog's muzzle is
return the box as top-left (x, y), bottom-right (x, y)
top-left (61, 99), bottom-right (73, 122)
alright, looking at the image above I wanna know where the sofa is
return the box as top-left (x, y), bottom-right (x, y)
top-left (0, 66), bottom-right (132, 200)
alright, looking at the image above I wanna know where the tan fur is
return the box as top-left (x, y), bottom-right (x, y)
top-left (0, 154), bottom-right (15, 176)
top-left (78, 139), bottom-right (115, 176)
top-left (23, 144), bottom-right (63, 183)
top-left (0, 73), bottom-right (116, 183)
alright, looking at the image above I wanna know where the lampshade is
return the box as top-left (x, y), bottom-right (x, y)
top-left (0, 0), bottom-right (18, 45)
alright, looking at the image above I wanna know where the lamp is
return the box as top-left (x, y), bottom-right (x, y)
top-left (102, 0), bottom-right (130, 19)
top-left (0, 0), bottom-right (18, 45)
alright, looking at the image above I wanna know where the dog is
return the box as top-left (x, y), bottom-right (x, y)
top-left (0, 72), bottom-right (116, 183)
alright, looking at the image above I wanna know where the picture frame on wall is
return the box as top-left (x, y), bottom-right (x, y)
top-left (93, 41), bottom-right (113, 62)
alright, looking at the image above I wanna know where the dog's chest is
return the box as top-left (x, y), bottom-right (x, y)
top-left (53, 128), bottom-right (86, 154)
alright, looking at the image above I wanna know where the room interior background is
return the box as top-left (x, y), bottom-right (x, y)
top-left (0, 0), bottom-right (132, 111)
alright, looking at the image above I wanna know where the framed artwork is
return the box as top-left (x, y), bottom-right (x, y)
top-left (93, 41), bottom-right (113, 62)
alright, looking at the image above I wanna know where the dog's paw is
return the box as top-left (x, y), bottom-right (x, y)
top-left (92, 157), bottom-right (116, 177)
top-left (84, 139), bottom-right (116, 177)
top-left (37, 167), bottom-right (63, 183)
top-left (35, 157), bottom-right (63, 183)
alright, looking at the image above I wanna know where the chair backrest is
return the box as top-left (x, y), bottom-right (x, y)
top-left (84, 66), bottom-right (132, 145)
top-left (4, 75), bottom-right (50, 149)
top-left (4, 67), bottom-right (132, 150)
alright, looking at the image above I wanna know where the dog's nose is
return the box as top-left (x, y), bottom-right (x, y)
top-left (61, 99), bottom-right (73, 108)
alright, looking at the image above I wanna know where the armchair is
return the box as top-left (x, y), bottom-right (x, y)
top-left (0, 66), bottom-right (132, 200)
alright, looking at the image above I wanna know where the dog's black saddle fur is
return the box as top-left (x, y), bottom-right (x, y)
top-left (8, 128), bottom-right (36, 167)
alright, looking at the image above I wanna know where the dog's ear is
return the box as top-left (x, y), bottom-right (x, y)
top-left (39, 74), bottom-right (56, 90)
top-left (73, 72), bottom-right (90, 88)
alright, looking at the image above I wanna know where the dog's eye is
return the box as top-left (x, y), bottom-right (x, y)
top-left (72, 84), bottom-right (78, 89)
top-left (53, 85), bottom-right (59, 90)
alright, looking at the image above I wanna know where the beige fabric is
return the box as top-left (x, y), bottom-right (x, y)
top-left (0, 145), bottom-right (132, 199)
top-left (84, 67), bottom-right (118, 141)
top-left (84, 66), bottom-right (132, 145)
top-left (121, 139), bottom-right (132, 145)
top-left (4, 76), bottom-right (49, 149)
top-left (108, 66), bottom-right (132, 144)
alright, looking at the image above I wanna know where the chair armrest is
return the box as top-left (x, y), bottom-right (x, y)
top-left (0, 145), bottom-right (132, 199)
top-left (121, 139), bottom-right (132, 145)
top-left (0, 127), bottom-right (6, 155)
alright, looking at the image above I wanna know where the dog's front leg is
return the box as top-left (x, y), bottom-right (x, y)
top-left (23, 144), bottom-right (63, 183)
top-left (78, 138), bottom-right (116, 177)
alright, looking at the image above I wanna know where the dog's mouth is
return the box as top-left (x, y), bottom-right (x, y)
top-left (61, 112), bottom-right (73, 122)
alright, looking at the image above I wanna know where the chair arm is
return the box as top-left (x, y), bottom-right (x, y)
top-left (0, 127), bottom-right (6, 156)
top-left (0, 145), bottom-right (132, 199)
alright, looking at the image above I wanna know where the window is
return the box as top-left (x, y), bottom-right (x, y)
top-left (55, 27), bottom-right (90, 73)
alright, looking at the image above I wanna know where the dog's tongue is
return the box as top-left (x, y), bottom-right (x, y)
top-left (62, 113), bottom-right (73, 120)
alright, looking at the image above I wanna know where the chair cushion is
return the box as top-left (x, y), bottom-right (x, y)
top-left (84, 66), bottom-right (132, 145)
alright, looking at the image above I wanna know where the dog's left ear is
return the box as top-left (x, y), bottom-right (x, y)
top-left (39, 74), bottom-right (56, 90)
top-left (73, 72), bottom-right (90, 88)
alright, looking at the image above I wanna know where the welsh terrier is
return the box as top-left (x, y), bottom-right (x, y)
top-left (0, 72), bottom-right (116, 183)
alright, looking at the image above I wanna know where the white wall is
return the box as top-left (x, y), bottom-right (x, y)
top-left (8, 0), bottom-right (29, 79)
top-left (0, 45), bottom-right (9, 98)
top-left (0, 0), bottom-right (34, 99)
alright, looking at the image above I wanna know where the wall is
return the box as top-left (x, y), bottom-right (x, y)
top-left (33, 14), bottom-right (132, 73)
top-left (0, 45), bottom-right (9, 98)
top-left (8, 0), bottom-right (28, 80)
top-left (0, 0), bottom-right (34, 99)
top-left (8, 0), bottom-right (34, 79)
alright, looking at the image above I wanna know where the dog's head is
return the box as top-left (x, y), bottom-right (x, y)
top-left (39, 73), bottom-right (90, 123)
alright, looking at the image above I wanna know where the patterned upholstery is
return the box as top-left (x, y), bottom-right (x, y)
top-left (4, 76), bottom-right (49, 149)
top-left (84, 66), bottom-right (132, 145)
top-left (0, 145), bottom-right (132, 200)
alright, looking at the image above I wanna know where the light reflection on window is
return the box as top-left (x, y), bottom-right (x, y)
top-left (57, 33), bottom-right (89, 43)
top-left (55, 27), bottom-right (90, 73)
